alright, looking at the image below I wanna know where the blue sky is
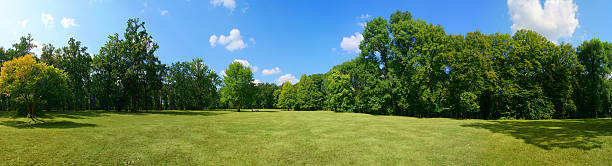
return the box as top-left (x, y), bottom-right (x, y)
top-left (1, 0), bottom-right (610, 84)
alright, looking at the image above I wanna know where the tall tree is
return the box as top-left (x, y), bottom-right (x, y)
top-left (220, 62), bottom-right (256, 111)
top-left (91, 18), bottom-right (163, 112)
top-left (576, 39), bottom-right (612, 118)
top-left (276, 82), bottom-right (297, 110)
top-left (0, 54), bottom-right (69, 122)
top-left (41, 38), bottom-right (93, 110)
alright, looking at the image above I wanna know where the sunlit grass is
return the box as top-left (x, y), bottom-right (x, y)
top-left (0, 110), bottom-right (610, 165)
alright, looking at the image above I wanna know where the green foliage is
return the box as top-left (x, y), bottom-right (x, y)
top-left (40, 38), bottom-right (93, 110)
top-left (220, 62), bottom-right (256, 111)
top-left (253, 83), bottom-right (278, 109)
top-left (294, 74), bottom-right (325, 111)
top-left (575, 39), bottom-right (612, 118)
top-left (90, 18), bottom-right (164, 112)
top-left (325, 69), bottom-right (354, 112)
top-left (165, 59), bottom-right (220, 110)
top-left (276, 82), bottom-right (296, 110)
top-left (0, 54), bottom-right (69, 122)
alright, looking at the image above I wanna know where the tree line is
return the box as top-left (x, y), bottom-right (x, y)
top-left (276, 11), bottom-right (612, 119)
top-left (0, 18), bottom-right (278, 121)
top-left (1, 11), bottom-right (611, 120)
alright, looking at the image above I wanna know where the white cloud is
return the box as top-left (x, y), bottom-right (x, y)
top-left (220, 70), bottom-right (226, 77)
top-left (233, 59), bottom-right (258, 73)
top-left (209, 28), bottom-right (248, 51)
top-left (340, 32), bottom-right (363, 54)
top-left (275, 74), bottom-right (299, 85)
top-left (61, 17), bottom-right (78, 28)
top-left (19, 19), bottom-right (29, 28)
top-left (160, 9), bottom-right (169, 15)
top-left (249, 37), bottom-right (256, 45)
top-left (507, 0), bottom-right (579, 43)
top-left (209, 35), bottom-right (218, 47)
top-left (360, 13), bottom-right (371, 19)
top-left (262, 67), bottom-right (281, 75)
top-left (210, 0), bottom-right (236, 10)
top-left (253, 79), bottom-right (262, 84)
top-left (41, 13), bottom-right (54, 28)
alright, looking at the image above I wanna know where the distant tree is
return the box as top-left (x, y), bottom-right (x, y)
top-left (91, 18), bottom-right (163, 112)
top-left (276, 82), bottom-right (297, 110)
top-left (576, 39), bottom-right (612, 118)
top-left (41, 38), bottom-right (93, 110)
top-left (253, 83), bottom-right (278, 109)
top-left (220, 62), bottom-right (256, 111)
top-left (325, 69), bottom-right (354, 112)
top-left (165, 59), bottom-right (220, 110)
top-left (294, 74), bottom-right (325, 110)
top-left (0, 54), bottom-right (69, 122)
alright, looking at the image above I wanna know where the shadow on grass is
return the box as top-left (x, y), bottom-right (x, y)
top-left (461, 119), bottom-right (612, 150)
top-left (43, 111), bottom-right (110, 119)
top-left (0, 120), bottom-right (97, 129)
top-left (132, 111), bottom-right (227, 116)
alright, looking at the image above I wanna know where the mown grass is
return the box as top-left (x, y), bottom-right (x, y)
top-left (0, 110), bottom-right (610, 165)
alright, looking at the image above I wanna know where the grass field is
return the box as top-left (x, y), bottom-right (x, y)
top-left (0, 110), bottom-right (611, 165)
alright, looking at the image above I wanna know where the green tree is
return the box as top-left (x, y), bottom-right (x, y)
top-left (276, 81), bottom-right (297, 110)
top-left (165, 59), bottom-right (220, 110)
top-left (253, 83), bottom-right (278, 109)
top-left (576, 39), bottom-right (612, 118)
top-left (0, 54), bottom-right (69, 122)
top-left (294, 74), bottom-right (325, 110)
top-left (41, 38), bottom-right (93, 110)
top-left (325, 68), bottom-right (354, 112)
top-left (220, 62), bottom-right (256, 111)
top-left (91, 18), bottom-right (163, 112)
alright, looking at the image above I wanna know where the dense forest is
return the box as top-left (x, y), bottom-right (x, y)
top-left (1, 11), bottom-right (611, 120)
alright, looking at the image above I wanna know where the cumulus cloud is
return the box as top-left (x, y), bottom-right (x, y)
top-left (209, 35), bottom-right (218, 47)
top-left (209, 28), bottom-right (248, 51)
top-left (210, 0), bottom-right (236, 10)
top-left (41, 13), bottom-right (54, 28)
top-left (233, 59), bottom-right (258, 73)
top-left (160, 9), bottom-right (169, 15)
top-left (275, 74), bottom-right (299, 85)
top-left (340, 32), bottom-right (363, 54)
top-left (220, 70), bottom-right (226, 77)
top-left (249, 37), bottom-right (256, 45)
top-left (262, 67), bottom-right (281, 75)
top-left (253, 79), bottom-right (262, 84)
top-left (507, 0), bottom-right (579, 43)
top-left (61, 17), bottom-right (78, 28)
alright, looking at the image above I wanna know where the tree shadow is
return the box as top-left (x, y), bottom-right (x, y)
top-left (234, 110), bottom-right (279, 113)
top-left (0, 120), bottom-right (97, 129)
top-left (43, 111), bottom-right (110, 119)
top-left (128, 111), bottom-right (227, 116)
top-left (461, 119), bottom-right (612, 150)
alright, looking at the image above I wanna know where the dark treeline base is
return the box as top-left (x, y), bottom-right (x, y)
top-left (1, 11), bottom-right (612, 120)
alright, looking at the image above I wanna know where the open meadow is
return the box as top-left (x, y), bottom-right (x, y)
top-left (0, 110), bottom-right (610, 165)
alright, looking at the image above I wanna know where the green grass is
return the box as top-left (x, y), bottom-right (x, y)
top-left (0, 110), bottom-right (611, 165)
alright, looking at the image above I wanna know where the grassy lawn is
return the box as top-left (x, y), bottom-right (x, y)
top-left (0, 110), bottom-right (611, 165)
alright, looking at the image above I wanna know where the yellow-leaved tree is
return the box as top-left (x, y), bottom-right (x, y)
top-left (0, 54), bottom-right (69, 123)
